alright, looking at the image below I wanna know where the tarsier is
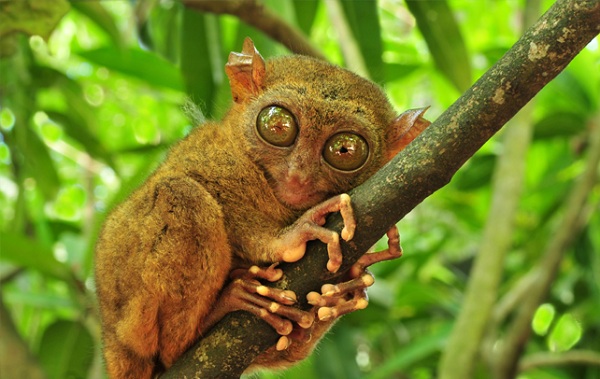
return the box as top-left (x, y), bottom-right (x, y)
top-left (95, 38), bottom-right (430, 378)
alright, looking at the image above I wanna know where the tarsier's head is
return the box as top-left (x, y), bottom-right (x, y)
top-left (226, 38), bottom-right (430, 211)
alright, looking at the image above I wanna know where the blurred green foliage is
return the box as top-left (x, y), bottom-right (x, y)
top-left (0, 1), bottom-right (598, 378)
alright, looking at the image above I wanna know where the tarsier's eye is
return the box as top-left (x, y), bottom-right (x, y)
top-left (256, 106), bottom-right (298, 147)
top-left (323, 132), bottom-right (369, 171)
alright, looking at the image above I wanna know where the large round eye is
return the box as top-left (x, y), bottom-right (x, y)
top-left (256, 106), bottom-right (298, 147)
top-left (323, 132), bottom-right (369, 171)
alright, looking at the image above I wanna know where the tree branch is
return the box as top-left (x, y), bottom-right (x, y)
top-left (163, 0), bottom-right (600, 377)
top-left (519, 350), bottom-right (600, 372)
top-left (182, 0), bottom-right (325, 59)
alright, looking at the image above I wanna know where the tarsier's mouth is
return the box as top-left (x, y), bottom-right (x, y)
top-left (276, 187), bottom-right (325, 210)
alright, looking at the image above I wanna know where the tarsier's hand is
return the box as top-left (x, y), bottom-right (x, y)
top-left (307, 226), bottom-right (402, 322)
top-left (203, 194), bottom-right (356, 349)
top-left (273, 194), bottom-right (356, 273)
top-left (272, 226), bottom-right (402, 351)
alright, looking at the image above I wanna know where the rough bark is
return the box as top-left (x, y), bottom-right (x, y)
top-left (163, 0), bottom-right (600, 377)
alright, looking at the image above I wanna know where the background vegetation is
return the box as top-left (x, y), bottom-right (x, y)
top-left (0, 1), bottom-right (598, 378)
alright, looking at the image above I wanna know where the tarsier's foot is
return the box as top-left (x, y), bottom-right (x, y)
top-left (276, 193), bottom-right (356, 273)
top-left (307, 226), bottom-right (402, 321)
top-left (201, 264), bottom-right (314, 340)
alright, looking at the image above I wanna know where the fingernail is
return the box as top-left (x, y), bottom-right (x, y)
top-left (307, 292), bottom-right (321, 305)
top-left (321, 284), bottom-right (336, 296)
top-left (299, 316), bottom-right (314, 329)
top-left (276, 336), bottom-right (290, 351)
top-left (362, 274), bottom-right (374, 287)
top-left (356, 298), bottom-right (368, 310)
top-left (318, 307), bottom-right (333, 321)
top-left (327, 261), bottom-right (339, 273)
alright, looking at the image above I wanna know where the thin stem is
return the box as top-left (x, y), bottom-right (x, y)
top-left (183, 0), bottom-right (325, 59)
top-left (519, 350), bottom-right (600, 372)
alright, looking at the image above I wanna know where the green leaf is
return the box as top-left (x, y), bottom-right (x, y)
top-left (38, 319), bottom-right (94, 379)
top-left (39, 121), bottom-right (63, 143)
top-left (0, 107), bottom-right (16, 131)
top-left (292, 0), bottom-right (320, 35)
top-left (78, 46), bottom-right (184, 91)
top-left (257, 355), bottom-right (317, 379)
top-left (405, 0), bottom-right (472, 92)
top-left (366, 323), bottom-right (451, 379)
top-left (2, 291), bottom-right (74, 309)
top-left (384, 63), bottom-right (421, 82)
top-left (29, 64), bottom-right (66, 88)
top-left (452, 153), bottom-right (496, 191)
top-left (532, 303), bottom-right (556, 336)
top-left (313, 324), bottom-right (361, 379)
top-left (548, 313), bottom-right (582, 352)
top-left (21, 125), bottom-right (61, 200)
top-left (70, 1), bottom-right (123, 48)
top-left (140, 0), bottom-right (182, 62)
top-left (0, 140), bottom-right (11, 164)
top-left (565, 50), bottom-right (600, 112)
top-left (180, 10), bottom-right (218, 116)
top-left (339, 0), bottom-right (385, 83)
top-left (573, 225), bottom-right (594, 268)
top-left (539, 70), bottom-right (596, 116)
top-left (30, 65), bottom-right (117, 167)
top-left (51, 184), bottom-right (87, 222)
top-left (45, 110), bottom-right (116, 168)
top-left (0, 232), bottom-right (70, 281)
top-left (533, 111), bottom-right (586, 140)
top-left (395, 281), bottom-right (452, 310)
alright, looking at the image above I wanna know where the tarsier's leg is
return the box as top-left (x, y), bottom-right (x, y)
top-left (200, 264), bottom-right (314, 339)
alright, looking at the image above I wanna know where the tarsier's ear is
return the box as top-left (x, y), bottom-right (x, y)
top-left (386, 107), bottom-right (432, 161)
top-left (225, 37), bottom-right (266, 103)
